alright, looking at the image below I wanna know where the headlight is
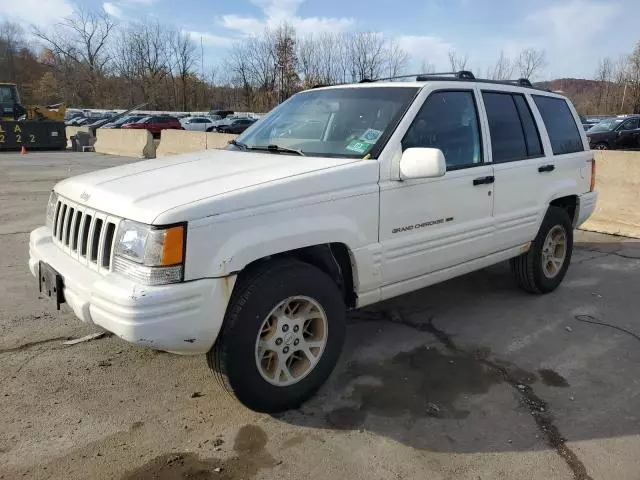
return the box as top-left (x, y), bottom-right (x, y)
top-left (112, 220), bottom-right (186, 285)
top-left (45, 191), bottom-right (58, 229)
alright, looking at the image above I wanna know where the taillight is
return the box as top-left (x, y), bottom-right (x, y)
top-left (590, 158), bottom-right (596, 192)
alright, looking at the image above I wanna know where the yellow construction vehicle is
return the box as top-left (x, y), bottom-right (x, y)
top-left (0, 83), bottom-right (66, 150)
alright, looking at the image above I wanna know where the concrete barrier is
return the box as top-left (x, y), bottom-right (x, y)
top-left (156, 130), bottom-right (207, 157)
top-left (156, 131), bottom-right (238, 156)
top-left (580, 151), bottom-right (640, 238)
top-left (205, 132), bottom-right (238, 150)
top-left (65, 126), bottom-right (92, 149)
top-left (94, 129), bottom-right (156, 159)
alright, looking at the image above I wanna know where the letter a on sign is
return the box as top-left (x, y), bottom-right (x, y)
top-left (14, 125), bottom-right (22, 133)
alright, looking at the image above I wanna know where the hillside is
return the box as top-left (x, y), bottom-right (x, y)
top-left (534, 78), bottom-right (635, 115)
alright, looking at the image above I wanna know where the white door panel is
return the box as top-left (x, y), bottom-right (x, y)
top-left (492, 157), bottom-right (548, 251)
top-left (380, 165), bottom-right (494, 286)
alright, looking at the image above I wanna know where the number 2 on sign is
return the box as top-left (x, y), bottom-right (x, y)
top-left (16, 134), bottom-right (22, 143)
top-left (30, 134), bottom-right (36, 143)
top-left (0, 134), bottom-right (4, 144)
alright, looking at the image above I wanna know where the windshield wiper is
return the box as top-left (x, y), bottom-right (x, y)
top-left (252, 144), bottom-right (305, 156)
top-left (228, 139), bottom-right (249, 150)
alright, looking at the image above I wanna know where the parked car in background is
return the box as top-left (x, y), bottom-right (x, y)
top-left (181, 116), bottom-right (215, 131)
top-left (208, 109), bottom-right (234, 119)
top-left (586, 115), bottom-right (640, 150)
top-left (64, 109), bottom-right (84, 121)
top-left (121, 115), bottom-right (183, 136)
top-left (102, 115), bottom-right (145, 129)
top-left (66, 115), bottom-right (89, 126)
top-left (215, 118), bottom-right (257, 134)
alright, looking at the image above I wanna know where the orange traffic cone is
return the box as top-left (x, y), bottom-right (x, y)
top-left (21, 145), bottom-right (27, 155)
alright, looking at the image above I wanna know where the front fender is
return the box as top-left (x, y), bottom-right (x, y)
top-left (184, 191), bottom-right (379, 280)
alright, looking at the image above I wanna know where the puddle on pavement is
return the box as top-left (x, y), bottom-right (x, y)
top-left (538, 368), bottom-right (570, 387)
top-left (119, 425), bottom-right (276, 480)
top-left (326, 345), bottom-right (527, 428)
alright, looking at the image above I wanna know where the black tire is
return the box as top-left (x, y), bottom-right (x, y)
top-left (207, 259), bottom-right (346, 413)
top-left (510, 206), bottom-right (573, 294)
top-left (593, 142), bottom-right (609, 150)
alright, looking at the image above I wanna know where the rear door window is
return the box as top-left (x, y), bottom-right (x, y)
top-left (512, 95), bottom-right (543, 157)
top-left (482, 92), bottom-right (528, 163)
top-left (532, 96), bottom-right (583, 155)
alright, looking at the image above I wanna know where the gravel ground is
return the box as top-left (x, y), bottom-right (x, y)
top-left (1, 151), bottom-right (640, 480)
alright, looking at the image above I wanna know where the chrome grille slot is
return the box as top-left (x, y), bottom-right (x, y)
top-left (90, 219), bottom-right (103, 263)
top-left (71, 210), bottom-right (82, 251)
top-left (53, 201), bottom-right (62, 237)
top-left (57, 204), bottom-right (67, 241)
top-left (102, 222), bottom-right (116, 268)
top-left (80, 214), bottom-right (92, 257)
top-left (63, 207), bottom-right (74, 246)
top-left (50, 195), bottom-right (121, 274)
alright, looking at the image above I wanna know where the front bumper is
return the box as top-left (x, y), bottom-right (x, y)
top-left (29, 226), bottom-right (232, 354)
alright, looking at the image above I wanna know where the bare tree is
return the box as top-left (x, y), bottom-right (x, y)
top-left (385, 38), bottom-right (409, 78)
top-left (170, 30), bottom-right (196, 110)
top-left (516, 48), bottom-right (546, 80)
top-left (448, 49), bottom-right (468, 71)
top-left (0, 21), bottom-right (25, 82)
top-left (486, 51), bottom-right (514, 80)
top-left (419, 58), bottom-right (436, 74)
top-left (34, 8), bottom-right (116, 104)
top-left (350, 32), bottom-right (388, 81)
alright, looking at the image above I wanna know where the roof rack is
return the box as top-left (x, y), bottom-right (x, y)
top-left (313, 71), bottom-right (551, 91)
top-left (358, 71), bottom-right (476, 83)
top-left (416, 71), bottom-right (476, 81)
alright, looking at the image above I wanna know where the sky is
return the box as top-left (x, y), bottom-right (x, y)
top-left (1, 0), bottom-right (639, 80)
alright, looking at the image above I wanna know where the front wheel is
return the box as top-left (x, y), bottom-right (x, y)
top-left (208, 259), bottom-right (346, 413)
top-left (510, 206), bottom-right (573, 294)
top-left (593, 142), bottom-right (609, 150)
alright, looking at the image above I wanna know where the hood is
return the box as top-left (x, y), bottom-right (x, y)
top-left (54, 149), bottom-right (361, 224)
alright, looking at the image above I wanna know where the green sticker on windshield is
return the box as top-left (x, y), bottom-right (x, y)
top-left (345, 140), bottom-right (371, 154)
top-left (359, 128), bottom-right (383, 144)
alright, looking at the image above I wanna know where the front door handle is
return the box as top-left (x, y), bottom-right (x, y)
top-left (473, 175), bottom-right (495, 186)
top-left (538, 164), bottom-right (555, 173)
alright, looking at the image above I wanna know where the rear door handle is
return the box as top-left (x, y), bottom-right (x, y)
top-left (473, 175), bottom-right (495, 186)
top-left (538, 164), bottom-right (555, 173)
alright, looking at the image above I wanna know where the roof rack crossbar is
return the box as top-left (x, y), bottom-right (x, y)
top-left (359, 70), bottom-right (476, 83)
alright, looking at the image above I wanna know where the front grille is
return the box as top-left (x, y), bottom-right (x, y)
top-left (52, 196), bottom-right (121, 272)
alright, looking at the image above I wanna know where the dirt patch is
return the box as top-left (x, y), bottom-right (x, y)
top-left (119, 425), bottom-right (276, 480)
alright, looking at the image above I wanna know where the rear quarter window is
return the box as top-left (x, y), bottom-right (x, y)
top-left (532, 96), bottom-right (583, 155)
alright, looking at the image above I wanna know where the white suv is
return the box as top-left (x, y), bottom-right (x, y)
top-left (29, 71), bottom-right (597, 412)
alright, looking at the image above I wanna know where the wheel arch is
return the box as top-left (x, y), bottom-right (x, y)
top-left (235, 243), bottom-right (357, 309)
top-left (549, 194), bottom-right (578, 225)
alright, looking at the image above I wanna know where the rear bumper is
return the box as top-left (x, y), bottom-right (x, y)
top-left (575, 191), bottom-right (598, 228)
top-left (29, 226), bottom-right (231, 354)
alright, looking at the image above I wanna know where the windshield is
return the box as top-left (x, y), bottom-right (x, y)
top-left (588, 118), bottom-right (624, 133)
top-left (0, 85), bottom-right (17, 104)
top-left (235, 86), bottom-right (418, 158)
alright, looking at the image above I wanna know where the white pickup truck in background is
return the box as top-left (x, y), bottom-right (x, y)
top-left (29, 71), bottom-right (597, 412)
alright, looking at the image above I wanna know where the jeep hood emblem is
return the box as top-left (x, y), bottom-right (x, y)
top-left (79, 191), bottom-right (90, 202)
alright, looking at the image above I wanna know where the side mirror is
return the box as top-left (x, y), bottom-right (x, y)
top-left (400, 148), bottom-right (447, 180)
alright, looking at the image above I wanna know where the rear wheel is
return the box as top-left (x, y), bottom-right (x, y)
top-left (510, 206), bottom-right (573, 294)
top-left (208, 259), bottom-right (346, 413)
top-left (593, 142), bottom-right (609, 150)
